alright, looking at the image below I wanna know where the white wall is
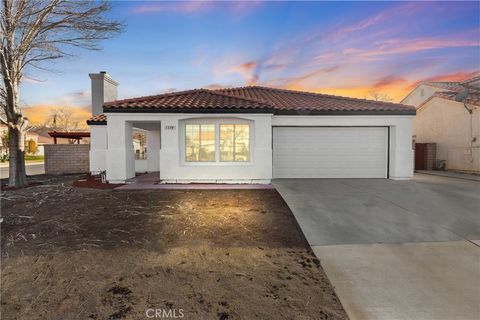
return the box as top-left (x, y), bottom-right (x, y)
top-left (106, 117), bottom-right (135, 183)
top-left (89, 125), bottom-right (107, 174)
top-left (272, 115), bottom-right (415, 179)
top-left (147, 128), bottom-right (161, 172)
top-left (135, 160), bottom-right (148, 172)
top-left (99, 113), bottom-right (414, 182)
top-left (89, 73), bottom-right (118, 116)
top-left (105, 113), bottom-right (273, 183)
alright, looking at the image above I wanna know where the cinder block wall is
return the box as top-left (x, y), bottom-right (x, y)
top-left (44, 144), bottom-right (90, 174)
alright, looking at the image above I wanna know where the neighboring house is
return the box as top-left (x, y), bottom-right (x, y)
top-left (87, 72), bottom-right (416, 184)
top-left (0, 118), bottom-right (40, 156)
top-left (0, 117), bottom-right (8, 156)
top-left (401, 75), bottom-right (480, 173)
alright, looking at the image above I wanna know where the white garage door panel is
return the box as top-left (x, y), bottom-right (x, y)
top-left (273, 127), bottom-right (388, 178)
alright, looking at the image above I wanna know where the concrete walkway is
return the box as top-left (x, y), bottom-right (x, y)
top-left (116, 172), bottom-right (274, 190)
top-left (274, 174), bottom-right (480, 320)
top-left (416, 170), bottom-right (480, 181)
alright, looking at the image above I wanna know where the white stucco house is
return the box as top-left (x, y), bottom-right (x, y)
top-left (87, 72), bottom-right (416, 184)
top-left (401, 75), bottom-right (480, 172)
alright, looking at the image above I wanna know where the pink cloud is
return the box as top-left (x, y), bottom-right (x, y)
top-left (326, 2), bottom-right (427, 42)
top-left (346, 37), bottom-right (480, 57)
top-left (131, 1), bottom-right (261, 15)
top-left (131, 1), bottom-right (215, 14)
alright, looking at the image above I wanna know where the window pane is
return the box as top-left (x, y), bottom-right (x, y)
top-left (133, 131), bottom-right (147, 160)
top-left (185, 124), bottom-right (200, 161)
top-left (234, 124), bottom-right (250, 161)
top-left (220, 125), bottom-right (234, 161)
top-left (200, 124), bottom-right (215, 161)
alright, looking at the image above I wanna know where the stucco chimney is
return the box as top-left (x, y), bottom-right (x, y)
top-left (89, 71), bottom-right (118, 116)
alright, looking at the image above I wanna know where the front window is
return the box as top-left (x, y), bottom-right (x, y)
top-left (185, 124), bottom-right (215, 162)
top-left (220, 124), bottom-right (250, 162)
top-left (184, 122), bottom-right (251, 163)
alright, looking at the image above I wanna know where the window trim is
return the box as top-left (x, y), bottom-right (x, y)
top-left (180, 118), bottom-right (253, 166)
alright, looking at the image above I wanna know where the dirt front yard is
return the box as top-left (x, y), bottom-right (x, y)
top-left (1, 175), bottom-right (347, 320)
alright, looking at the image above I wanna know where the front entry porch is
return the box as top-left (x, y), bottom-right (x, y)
top-left (104, 119), bottom-right (161, 183)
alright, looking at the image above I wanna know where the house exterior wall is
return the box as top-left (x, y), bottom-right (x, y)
top-left (45, 144), bottom-right (89, 174)
top-left (413, 98), bottom-right (480, 172)
top-left (103, 113), bottom-right (273, 183)
top-left (92, 113), bottom-right (415, 182)
top-left (272, 115), bottom-right (415, 179)
top-left (401, 84), bottom-right (443, 107)
top-left (89, 125), bottom-right (107, 174)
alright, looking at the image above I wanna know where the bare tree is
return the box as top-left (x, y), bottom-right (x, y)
top-left (45, 106), bottom-right (80, 131)
top-left (0, 0), bottom-right (123, 187)
top-left (368, 92), bottom-right (393, 102)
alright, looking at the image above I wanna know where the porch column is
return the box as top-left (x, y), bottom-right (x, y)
top-left (89, 125), bottom-right (107, 174)
top-left (147, 127), bottom-right (161, 172)
top-left (106, 117), bottom-right (135, 183)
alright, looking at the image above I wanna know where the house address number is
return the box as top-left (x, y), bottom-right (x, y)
top-left (165, 125), bottom-right (176, 130)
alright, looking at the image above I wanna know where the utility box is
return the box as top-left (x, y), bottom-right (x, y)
top-left (415, 143), bottom-right (436, 170)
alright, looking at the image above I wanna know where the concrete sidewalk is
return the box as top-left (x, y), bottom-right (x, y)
top-left (314, 241), bottom-right (480, 320)
top-left (416, 170), bottom-right (480, 181)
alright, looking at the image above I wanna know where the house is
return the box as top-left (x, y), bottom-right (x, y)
top-left (87, 72), bottom-right (416, 184)
top-left (0, 117), bottom-right (40, 156)
top-left (401, 75), bottom-right (480, 173)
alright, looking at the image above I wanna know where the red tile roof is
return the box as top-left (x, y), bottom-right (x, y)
top-left (87, 86), bottom-right (416, 124)
top-left (86, 113), bottom-right (107, 125)
top-left (434, 91), bottom-right (480, 107)
top-left (217, 86), bottom-right (415, 114)
top-left (416, 74), bottom-right (480, 109)
top-left (103, 89), bottom-right (272, 111)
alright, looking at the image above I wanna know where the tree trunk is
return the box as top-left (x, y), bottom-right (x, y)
top-left (8, 126), bottom-right (27, 187)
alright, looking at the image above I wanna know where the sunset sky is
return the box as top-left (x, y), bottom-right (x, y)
top-left (21, 1), bottom-right (480, 125)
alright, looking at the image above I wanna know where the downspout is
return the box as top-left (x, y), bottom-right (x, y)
top-left (462, 102), bottom-right (474, 163)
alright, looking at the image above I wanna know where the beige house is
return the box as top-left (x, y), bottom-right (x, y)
top-left (0, 118), bottom-right (41, 156)
top-left (402, 75), bottom-right (480, 173)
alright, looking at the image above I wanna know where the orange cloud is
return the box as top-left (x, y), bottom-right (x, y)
top-left (281, 73), bottom-right (425, 102)
top-left (22, 105), bottom-right (91, 129)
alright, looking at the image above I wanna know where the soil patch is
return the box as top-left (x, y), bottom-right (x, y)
top-left (1, 175), bottom-right (348, 320)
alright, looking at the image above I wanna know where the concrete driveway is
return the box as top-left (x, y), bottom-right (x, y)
top-left (274, 173), bottom-right (480, 320)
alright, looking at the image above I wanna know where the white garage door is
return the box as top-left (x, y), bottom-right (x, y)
top-left (273, 127), bottom-right (388, 178)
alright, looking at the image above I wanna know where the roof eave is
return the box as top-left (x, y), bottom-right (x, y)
top-left (103, 107), bottom-right (274, 114)
top-left (86, 121), bottom-right (107, 125)
top-left (103, 107), bottom-right (415, 116)
top-left (274, 109), bottom-right (416, 116)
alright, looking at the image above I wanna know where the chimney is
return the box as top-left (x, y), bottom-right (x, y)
top-left (89, 71), bottom-right (118, 116)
